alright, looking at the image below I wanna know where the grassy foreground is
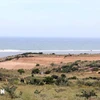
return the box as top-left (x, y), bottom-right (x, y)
top-left (0, 83), bottom-right (100, 100)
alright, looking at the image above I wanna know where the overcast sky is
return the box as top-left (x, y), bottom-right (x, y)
top-left (0, 0), bottom-right (100, 38)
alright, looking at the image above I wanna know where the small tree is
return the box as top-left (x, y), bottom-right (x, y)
top-left (18, 69), bottom-right (25, 75)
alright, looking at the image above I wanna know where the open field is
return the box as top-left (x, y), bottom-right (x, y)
top-left (0, 53), bottom-right (100, 100)
top-left (0, 54), bottom-right (100, 69)
top-left (0, 83), bottom-right (100, 100)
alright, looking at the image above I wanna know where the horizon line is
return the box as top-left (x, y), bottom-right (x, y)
top-left (0, 36), bottom-right (100, 38)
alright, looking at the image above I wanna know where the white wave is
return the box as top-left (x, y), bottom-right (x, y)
top-left (0, 50), bottom-right (20, 52)
top-left (0, 49), bottom-right (100, 52)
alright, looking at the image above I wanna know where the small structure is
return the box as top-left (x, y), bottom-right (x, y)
top-left (0, 89), bottom-right (5, 95)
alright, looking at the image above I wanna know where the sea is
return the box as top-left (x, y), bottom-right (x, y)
top-left (0, 37), bottom-right (100, 57)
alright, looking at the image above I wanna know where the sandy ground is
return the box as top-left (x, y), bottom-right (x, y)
top-left (0, 54), bottom-right (100, 69)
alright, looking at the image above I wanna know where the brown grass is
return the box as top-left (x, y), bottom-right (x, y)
top-left (0, 54), bottom-right (100, 69)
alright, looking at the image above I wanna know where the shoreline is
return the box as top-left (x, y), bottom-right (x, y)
top-left (1, 49), bottom-right (100, 52)
top-left (0, 50), bottom-right (100, 57)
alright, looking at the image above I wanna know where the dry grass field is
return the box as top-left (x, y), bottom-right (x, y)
top-left (0, 54), bottom-right (100, 100)
top-left (0, 54), bottom-right (100, 69)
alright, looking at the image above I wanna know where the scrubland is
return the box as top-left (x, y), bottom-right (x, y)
top-left (0, 53), bottom-right (100, 100)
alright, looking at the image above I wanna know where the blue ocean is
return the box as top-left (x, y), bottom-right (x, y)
top-left (0, 37), bottom-right (100, 57)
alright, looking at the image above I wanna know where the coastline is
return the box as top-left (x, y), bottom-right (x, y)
top-left (0, 49), bottom-right (100, 57)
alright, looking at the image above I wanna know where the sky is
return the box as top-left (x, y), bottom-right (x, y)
top-left (0, 0), bottom-right (100, 38)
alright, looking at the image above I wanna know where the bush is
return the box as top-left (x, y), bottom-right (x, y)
top-left (61, 74), bottom-right (66, 78)
top-left (77, 80), bottom-right (85, 86)
top-left (50, 63), bottom-right (55, 66)
top-left (8, 78), bottom-right (19, 84)
top-left (89, 77), bottom-right (98, 80)
top-left (76, 89), bottom-right (97, 100)
top-left (61, 65), bottom-right (71, 73)
top-left (39, 52), bottom-right (43, 54)
top-left (51, 53), bottom-right (55, 55)
top-left (39, 81), bottom-right (44, 85)
top-left (68, 76), bottom-right (78, 80)
top-left (92, 67), bottom-right (99, 71)
top-left (55, 77), bottom-right (69, 86)
top-left (20, 78), bottom-right (24, 83)
top-left (92, 81), bottom-right (100, 87)
top-left (34, 89), bottom-right (43, 94)
top-left (32, 68), bottom-right (40, 74)
top-left (71, 67), bottom-right (78, 71)
top-left (43, 77), bottom-right (54, 84)
top-left (51, 75), bottom-right (59, 79)
top-left (30, 77), bottom-right (44, 85)
top-left (17, 69), bottom-right (25, 75)
top-left (45, 70), bottom-right (51, 74)
top-left (84, 81), bottom-right (93, 86)
top-left (55, 68), bottom-right (61, 72)
top-left (61, 63), bottom-right (78, 73)
top-left (30, 78), bottom-right (41, 85)
top-left (31, 74), bottom-right (34, 77)
top-left (36, 64), bottom-right (40, 66)
top-left (3, 84), bottom-right (18, 99)
top-left (77, 80), bottom-right (94, 87)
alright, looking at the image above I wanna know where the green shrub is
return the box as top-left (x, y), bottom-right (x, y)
top-left (84, 81), bottom-right (93, 86)
top-left (93, 81), bottom-right (100, 87)
top-left (61, 74), bottom-right (66, 78)
top-left (45, 70), bottom-right (51, 74)
top-left (50, 63), bottom-right (55, 66)
top-left (71, 67), bottom-right (78, 71)
top-left (89, 77), bottom-right (98, 80)
top-left (39, 81), bottom-right (44, 85)
top-left (36, 64), bottom-right (40, 66)
top-left (61, 65), bottom-right (71, 73)
top-left (77, 80), bottom-right (95, 87)
top-left (92, 67), bottom-right (99, 71)
top-left (30, 78), bottom-right (41, 85)
top-left (61, 63), bottom-right (78, 73)
top-left (3, 84), bottom-right (18, 99)
top-left (20, 78), bottom-right (24, 83)
top-left (29, 78), bottom-right (44, 85)
top-left (76, 89), bottom-right (97, 100)
top-left (32, 68), bottom-right (40, 74)
top-left (8, 78), bottom-right (19, 84)
top-left (55, 77), bottom-right (69, 86)
top-left (51, 75), bottom-right (59, 79)
top-left (34, 89), bottom-right (43, 94)
top-left (55, 68), bottom-right (61, 72)
top-left (39, 52), bottom-right (43, 54)
top-left (77, 80), bottom-right (85, 86)
top-left (68, 76), bottom-right (78, 80)
top-left (17, 69), bottom-right (25, 75)
top-left (43, 77), bottom-right (54, 84)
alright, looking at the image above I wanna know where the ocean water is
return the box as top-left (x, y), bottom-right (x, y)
top-left (0, 37), bottom-right (100, 57)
